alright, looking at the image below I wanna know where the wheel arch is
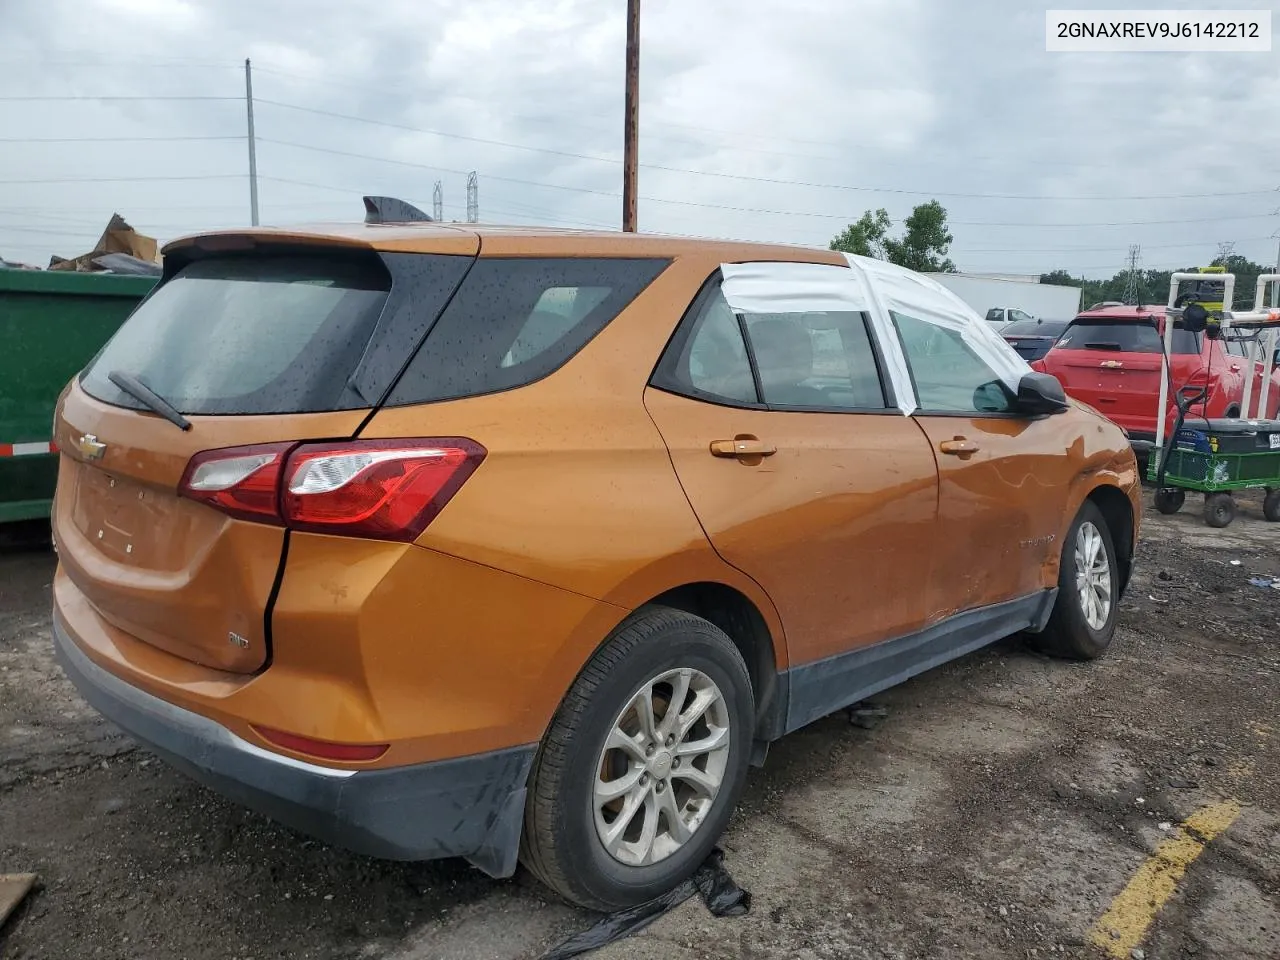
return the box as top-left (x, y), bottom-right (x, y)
top-left (1084, 484), bottom-right (1135, 599)
top-left (643, 581), bottom-right (784, 744)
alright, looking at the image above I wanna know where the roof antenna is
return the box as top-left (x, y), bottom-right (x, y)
top-left (363, 196), bottom-right (432, 224)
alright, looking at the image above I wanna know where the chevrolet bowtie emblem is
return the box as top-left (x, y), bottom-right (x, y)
top-left (76, 434), bottom-right (106, 460)
top-left (1099, 360), bottom-right (1123, 369)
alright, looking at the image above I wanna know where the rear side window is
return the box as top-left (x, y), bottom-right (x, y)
top-left (1057, 320), bottom-right (1200, 355)
top-left (745, 313), bottom-right (887, 409)
top-left (387, 257), bottom-right (669, 404)
top-left (651, 278), bottom-right (888, 411)
top-left (81, 255), bottom-right (391, 415)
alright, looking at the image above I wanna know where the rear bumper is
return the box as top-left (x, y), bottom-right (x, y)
top-left (53, 613), bottom-right (535, 877)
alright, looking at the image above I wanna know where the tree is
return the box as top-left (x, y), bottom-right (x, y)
top-left (1041, 255), bottom-right (1271, 311)
top-left (1212, 254), bottom-right (1270, 308)
top-left (884, 200), bottom-right (957, 273)
top-left (829, 201), bottom-right (957, 272)
top-left (828, 208), bottom-right (890, 259)
top-left (1039, 269), bottom-right (1078, 287)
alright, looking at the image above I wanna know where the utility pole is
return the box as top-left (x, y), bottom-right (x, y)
top-left (1273, 234), bottom-right (1279, 308)
top-left (244, 58), bottom-right (259, 227)
top-left (466, 172), bottom-right (479, 223)
top-left (622, 0), bottom-right (640, 232)
top-left (433, 181), bottom-right (443, 222)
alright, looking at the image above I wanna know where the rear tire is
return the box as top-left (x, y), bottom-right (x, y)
top-left (1029, 502), bottom-right (1119, 661)
top-left (1154, 488), bottom-right (1185, 515)
top-left (1262, 489), bottom-right (1280, 523)
top-left (520, 607), bottom-right (754, 911)
top-left (1203, 493), bottom-right (1235, 528)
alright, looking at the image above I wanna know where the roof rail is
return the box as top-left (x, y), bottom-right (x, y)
top-left (363, 196), bottom-right (432, 224)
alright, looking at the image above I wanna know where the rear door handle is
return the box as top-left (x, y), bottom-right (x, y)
top-left (939, 437), bottom-right (980, 458)
top-left (710, 437), bottom-right (776, 458)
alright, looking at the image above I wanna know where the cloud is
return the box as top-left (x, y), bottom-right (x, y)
top-left (1, 0), bottom-right (1276, 277)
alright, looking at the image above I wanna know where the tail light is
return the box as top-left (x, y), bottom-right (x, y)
top-left (179, 438), bottom-right (485, 541)
top-left (251, 725), bottom-right (389, 763)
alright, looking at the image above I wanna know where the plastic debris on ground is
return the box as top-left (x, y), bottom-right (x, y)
top-left (538, 848), bottom-right (751, 960)
top-left (1248, 577), bottom-right (1280, 590)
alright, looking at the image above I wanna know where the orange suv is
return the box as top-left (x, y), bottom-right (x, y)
top-left (51, 206), bottom-right (1140, 910)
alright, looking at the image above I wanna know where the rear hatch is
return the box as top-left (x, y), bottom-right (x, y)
top-left (1040, 316), bottom-right (1203, 432)
top-left (54, 241), bottom-right (474, 672)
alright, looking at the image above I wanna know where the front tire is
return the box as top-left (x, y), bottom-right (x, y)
top-left (1029, 501), bottom-right (1119, 660)
top-left (520, 607), bottom-right (754, 911)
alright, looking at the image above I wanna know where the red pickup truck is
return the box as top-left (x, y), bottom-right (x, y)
top-left (1031, 304), bottom-right (1280, 454)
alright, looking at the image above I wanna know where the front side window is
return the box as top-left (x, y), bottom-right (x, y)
top-left (892, 310), bottom-right (1014, 414)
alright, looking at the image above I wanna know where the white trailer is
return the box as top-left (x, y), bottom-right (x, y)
top-left (925, 273), bottom-right (1083, 328)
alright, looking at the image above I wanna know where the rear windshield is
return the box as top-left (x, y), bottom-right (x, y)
top-left (81, 255), bottom-right (390, 415)
top-left (387, 257), bottom-right (669, 405)
top-left (1056, 319), bottom-right (1200, 355)
top-left (1003, 319), bottom-right (1067, 337)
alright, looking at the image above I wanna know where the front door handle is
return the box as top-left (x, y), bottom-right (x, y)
top-left (710, 437), bottom-right (776, 458)
top-left (939, 437), bottom-right (980, 458)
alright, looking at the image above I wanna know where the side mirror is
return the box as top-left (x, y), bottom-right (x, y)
top-left (1016, 371), bottom-right (1068, 416)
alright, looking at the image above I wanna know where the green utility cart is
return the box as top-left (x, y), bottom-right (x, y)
top-left (1149, 419), bottom-right (1280, 527)
top-left (0, 269), bottom-right (156, 523)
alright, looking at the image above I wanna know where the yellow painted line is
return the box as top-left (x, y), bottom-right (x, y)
top-left (1088, 799), bottom-right (1241, 959)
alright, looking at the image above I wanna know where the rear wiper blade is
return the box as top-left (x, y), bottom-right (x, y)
top-left (107, 371), bottom-right (191, 431)
top-left (1084, 342), bottom-right (1123, 350)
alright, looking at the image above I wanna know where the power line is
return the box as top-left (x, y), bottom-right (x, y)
top-left (6, 90), bottom-right (1274, 204)
top-left (0, 135), bottom-right (242, 143)
top-left (961, 235), bottom-right (1276, 254)
top-left (255, 137), bottom-right (1277, 228)
top-left (0, 174), bottom-right (243, 185)
top-left (0, 95), bottom-right (241, 102)
top-left (254, 100), bottom-right (1276, 202)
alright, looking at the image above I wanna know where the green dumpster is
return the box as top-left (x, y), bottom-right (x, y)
top-left (0, 269), bottom-right (157, 523)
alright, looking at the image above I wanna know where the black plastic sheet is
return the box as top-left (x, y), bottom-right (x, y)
top-left (539, 848), bottom-right (751, 960)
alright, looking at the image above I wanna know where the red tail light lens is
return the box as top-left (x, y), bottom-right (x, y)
top-left (179, 437), bottom-right (485, 541)
top-left (282, 438), bottom-right (485, 541)
top-left (252, 725), bottom-right (389, 763)
top-left (179, 442), bottom-right (292, 524)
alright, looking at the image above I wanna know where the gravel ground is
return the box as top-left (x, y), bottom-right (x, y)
top-left (1, 497), bottom-right (1277, 960)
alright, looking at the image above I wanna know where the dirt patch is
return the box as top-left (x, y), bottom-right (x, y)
top-left (2, 502), bottom-right (1278, 960)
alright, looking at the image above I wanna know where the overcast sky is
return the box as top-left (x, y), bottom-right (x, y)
top-left (2, 0), bottom-right (1277, 278)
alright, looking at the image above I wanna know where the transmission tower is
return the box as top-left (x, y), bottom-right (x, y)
top-left (1216, 240), bottom-right (1235, 261)
top-left (466, 171), bottom-right (478, 223)
top-left (432, 181), bottom-right (443, 221)
top-left (1121, 244), bottom-right (1142, 305)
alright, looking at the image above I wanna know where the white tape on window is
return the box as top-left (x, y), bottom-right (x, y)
top-left (720, 262), bottom-right (869, 315)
